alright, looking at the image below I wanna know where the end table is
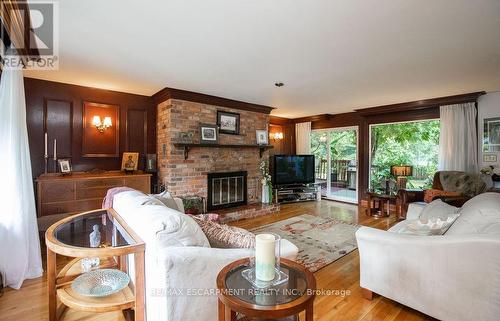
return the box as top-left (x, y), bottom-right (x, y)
top-left (366, 190), bottom-right (397, 218)
top-left (45, 208), bottom-right (145, 321)
top-left (216, 258), bottom-right (316, 321)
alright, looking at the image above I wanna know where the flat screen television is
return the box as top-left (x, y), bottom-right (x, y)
top-left (272, 155), bottom-right (315, 185)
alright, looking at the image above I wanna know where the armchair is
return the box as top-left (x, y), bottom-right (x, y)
top-left (397, 171), bottom-right (486, 219)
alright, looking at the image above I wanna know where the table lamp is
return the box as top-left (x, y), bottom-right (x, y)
top-left (391, 165), bottom-right (413, 190)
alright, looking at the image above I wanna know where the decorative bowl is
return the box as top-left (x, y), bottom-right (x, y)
top-left (72, 269), bottom-right (130, 297)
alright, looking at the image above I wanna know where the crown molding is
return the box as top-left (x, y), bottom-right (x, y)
top-left (152, 87), bottom-right (275, 114)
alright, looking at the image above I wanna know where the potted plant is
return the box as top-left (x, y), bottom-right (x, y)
top-left (182, 196), bottom-right (204, 215)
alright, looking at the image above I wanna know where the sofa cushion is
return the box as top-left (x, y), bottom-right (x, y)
top-left (446, 192), bottom-right (500, 235)
top-left (192, 216), bottom-right (255, 248)
top-left (113, 191), bottom-right (210, 248)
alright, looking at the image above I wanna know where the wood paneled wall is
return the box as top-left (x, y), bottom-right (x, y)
top-left (269, 116), bottom-right (295, 155)
top-left (24, 77), bottom-right (156, 179)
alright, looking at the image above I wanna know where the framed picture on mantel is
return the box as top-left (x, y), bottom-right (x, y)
top-left (217, 111), bottom-right (240, 135)
top-left (200, 123), bottom-right (219, 144)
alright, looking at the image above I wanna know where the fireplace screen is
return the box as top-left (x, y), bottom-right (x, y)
top-left (207, 171), bottom-right (247, 211)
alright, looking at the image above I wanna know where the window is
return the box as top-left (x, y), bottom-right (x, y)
top-left (369, 119), bottom-right (440, 189)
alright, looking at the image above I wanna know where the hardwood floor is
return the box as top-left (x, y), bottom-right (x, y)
top-left (0, 200), bottom-right (434, 321)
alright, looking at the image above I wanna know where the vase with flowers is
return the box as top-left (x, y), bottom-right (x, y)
top-left (480, 165), bottom-right (500, 189)
top-left (260, 159), bottom-right (273, 204)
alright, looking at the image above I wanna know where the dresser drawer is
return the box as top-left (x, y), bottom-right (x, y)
top-left (76, 187), bottom-right (112, 200)
top-left (40, 181), bottom-right (74, 203)
top-left (76, 178), bottom-right (124, 189)
top-left (124, 177), bottom-right (150, 193)
top-left (41, 199), bottom-right (102, 216)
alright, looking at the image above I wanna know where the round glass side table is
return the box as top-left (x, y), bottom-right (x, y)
top-left (216, 258), bottom-right (316, 321)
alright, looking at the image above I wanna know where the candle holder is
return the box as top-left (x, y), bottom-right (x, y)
top-left (241, 233), bottom-right (289, 289)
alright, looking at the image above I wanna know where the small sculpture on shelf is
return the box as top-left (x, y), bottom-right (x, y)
top-left (82, 225), bottom-right (101, 272)
top-left (89, 224), bottom-right (101, 248)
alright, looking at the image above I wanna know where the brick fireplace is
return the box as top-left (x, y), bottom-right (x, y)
top-left (156, 93), bottom-right (272, 206)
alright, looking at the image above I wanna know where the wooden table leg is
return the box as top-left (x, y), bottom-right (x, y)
top-left (218, 299), bottom-right (225, 321)
top-left (47, 248), bottom-right (57, 321)
top-left (224, 306), bottom-right (236, 321)
top-left (305, 300), bottom-right (314, 321)
top-left (134, 251), bottom-right (145, 321)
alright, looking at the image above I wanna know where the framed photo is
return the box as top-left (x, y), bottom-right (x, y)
top-left (256, 130), bottom-right (269, 145)
top-left (58, 158), bottom-right (72, 174)
top-left (484, 117), bottom-right (500, 152)
top-left (200, 123), bottom-right (219, 144)
top-left (121, 152), bottom-right (139, 171)
top-left (217, 111), bottom-right (240, 135)
top-left (483, 153), bottom-right (498, 163)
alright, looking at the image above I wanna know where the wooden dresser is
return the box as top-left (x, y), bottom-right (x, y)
top-left (36, 171), bottom-right (151, 217)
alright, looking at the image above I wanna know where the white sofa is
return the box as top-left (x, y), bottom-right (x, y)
top-left (356, 192), bottom-right (500, 321)
top-left (111, 190), bottom-right (299, 321)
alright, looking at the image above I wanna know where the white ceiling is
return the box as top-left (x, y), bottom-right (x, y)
top-left (24, 0), bottom-right (500, 118)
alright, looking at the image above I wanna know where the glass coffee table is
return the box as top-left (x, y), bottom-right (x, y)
top-left (217, 258), bottom-right (316, 321)
top-left (45, 208), bottom-right (145, 321)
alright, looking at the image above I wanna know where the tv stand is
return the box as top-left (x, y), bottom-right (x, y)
top-left (273, 184), bottom-right (319, 204)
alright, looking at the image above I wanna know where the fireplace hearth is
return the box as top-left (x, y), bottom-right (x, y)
top-left (207, 171), bottom-right (247, 211)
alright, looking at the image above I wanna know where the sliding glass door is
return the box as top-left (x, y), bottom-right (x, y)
top-left (311, 127), bottom-right (358, 203)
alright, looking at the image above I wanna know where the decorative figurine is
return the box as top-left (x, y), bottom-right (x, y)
top-left (89, 225), bottom-right (101, 248)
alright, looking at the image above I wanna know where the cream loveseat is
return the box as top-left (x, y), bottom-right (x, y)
top-left (356, 192), bottom-right (500, 321)
top-left (111, 190), bottom-right (299, 321)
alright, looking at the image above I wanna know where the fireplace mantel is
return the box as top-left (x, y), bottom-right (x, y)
top-left (173, 143), bottom-right (273, 159)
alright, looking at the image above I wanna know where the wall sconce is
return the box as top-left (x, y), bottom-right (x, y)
top-left (270, 132), bottom-right (284, 141)
top-left (92, 115), bottom-right (112, 133)
top-left (319, 135), bottom-right (327, 143)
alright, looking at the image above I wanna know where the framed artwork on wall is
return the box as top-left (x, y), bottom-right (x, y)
top-left (256, 130), bottom-right (269, 145)
top-left (484, 117), bottom-right (500, 152)
top-left (217, 111), bottom-right (240, 135)
top-left (82, 101), bottom-right (120, 157)
top-left (483, 153), bottom-right (498, 163)
top-left (200, 123), bottom-right (219, 144)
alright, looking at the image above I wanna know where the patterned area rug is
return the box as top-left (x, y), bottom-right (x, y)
top-left (252, 214), bottom-right (360, 272)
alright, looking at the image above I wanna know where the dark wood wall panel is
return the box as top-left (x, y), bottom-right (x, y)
top-left (44, 99), bottom-right (73, 159)
top-left (127, 109), bottom-right (148, 169)
top-left (127, 109), bottom-right (147, 152)
top-left (25, 77), bottom-right (156, 179)
top-left (82, 102), bottom-right (120, 157)
top-left (269, 116), bottom-right (295, 155)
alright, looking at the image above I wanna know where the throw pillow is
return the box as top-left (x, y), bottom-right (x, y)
top-left (150, 191), bottom-right (180, 211)
top-left (192, 216), bottom-right (255, 249)
top-left (420, 199), bottom-right (460, 221)
top-left (141, 198), bottom-right (165, 206)
top-left (446, 192), bottom-right (500, 235)
top-left (423, 189), bottom-right (461, 203)
top-left (188, 213), bottom-right (220, 223)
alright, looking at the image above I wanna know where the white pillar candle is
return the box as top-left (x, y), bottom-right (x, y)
top-left (44, 133), bottom-right (48, 157)
top-left (53, 139), bottom-right (57, 160)
top-left (255, 234), bottom-right (276, 281)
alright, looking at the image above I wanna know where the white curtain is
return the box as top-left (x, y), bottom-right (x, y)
top-left (438, 102), bottom-right (478, 172)
top-left (295, 122), bottom-right (311, 154)
top-left (0, 66), bottom-right (43, 289)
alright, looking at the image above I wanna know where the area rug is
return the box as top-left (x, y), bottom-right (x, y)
top-left (251, 214), bottom-right (360, 272)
